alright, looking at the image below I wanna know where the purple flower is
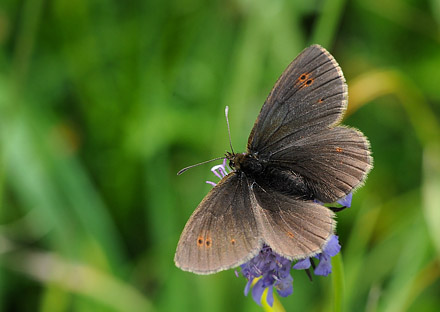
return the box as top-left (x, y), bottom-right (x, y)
top-left (206, 161), bottom-right (343, 307)
top-left (238, 245), bottom-right (293, 306)
top-left (337, 193), bottom-right (352, 207)
top-left (292, 235), bottom-right (341, 276)
top-left (206, 158), bottom-right (230, 186)
top-left (236, 236), bottom-right (341, 306)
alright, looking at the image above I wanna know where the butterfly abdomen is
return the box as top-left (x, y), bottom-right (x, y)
top-left (230, 152), bottom-right (313, 198)
top-left (255, 167), bottom-right (313, 199)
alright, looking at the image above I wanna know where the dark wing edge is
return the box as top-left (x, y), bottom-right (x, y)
top-left (175, 173), bottom-right (262, 275)
top-left (249, 181), bottom-right (336, 260)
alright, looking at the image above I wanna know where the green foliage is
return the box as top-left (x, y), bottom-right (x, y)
top-left (0, 0), bottom-right (439, 311)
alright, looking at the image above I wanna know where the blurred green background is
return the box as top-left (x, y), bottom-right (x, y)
top-left (1, 0), bottom-right (440, 311)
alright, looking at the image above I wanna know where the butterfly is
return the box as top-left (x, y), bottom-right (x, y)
top-left (175, 44), bottom-right (372, 274)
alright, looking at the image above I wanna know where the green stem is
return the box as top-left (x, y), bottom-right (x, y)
top-left (262, 288), bottom-right (286, 312)
top-left (332, 253), bottom-right (345, 312)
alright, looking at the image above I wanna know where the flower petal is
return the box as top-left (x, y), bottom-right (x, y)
top-left (293, 258), bottom-right (311, 270)
top-left (275, 274), bottom-right (293, 297)
top-left (206, 181), bottom-right (217, 187)
top-left (323, 235), bottom-right (341, 257)
top-left (337, 193), bottom-right (352, 207)
top-left (210, 165), bottom-right (223, 179)
top-left (251, 279), bottom-right (266, 306)
top-left (244, 279), bottom-right (252, 296)
top-left (218, 166), bottom-right (227, 177)
top-left (314, 255), bottom-right (332, 276)
top-left (266, 286), bottom-right (274, 307)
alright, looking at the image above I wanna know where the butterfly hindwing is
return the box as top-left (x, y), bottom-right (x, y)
top-left (268, 126), bottom-right (372, 202)
top-left (249, 181), bottom-right (335, 259)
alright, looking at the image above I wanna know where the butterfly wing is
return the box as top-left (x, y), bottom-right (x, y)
top-left (174, 173), bottom-right (262, 274)
top-left (247, 45), bottom-right (372, 202)
top-left (250, 181), bottom-right (335, 259)
top-left (269, 126), bottom-right (372, 202)
top-left (248, 44), bottom-right (347, 154)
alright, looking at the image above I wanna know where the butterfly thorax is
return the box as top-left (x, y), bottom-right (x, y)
top-left (227, 152), bottom-right (265, 176)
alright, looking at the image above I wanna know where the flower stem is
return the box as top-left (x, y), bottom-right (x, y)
top-left (262, 289), bottom-right (286, 312)
top-left (331, 253), bottom-right (345, 312)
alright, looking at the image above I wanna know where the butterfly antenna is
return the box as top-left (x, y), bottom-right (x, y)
top-left (178, 107), bottom-right (234, 176)
top-left (225, 106), bottom-right (235, 154)
top-left (177, 157), bottom-right (225, 175)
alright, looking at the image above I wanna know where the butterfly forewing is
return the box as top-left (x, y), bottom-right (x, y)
top-left (248, 45), bottom-right (348, 155)
top-left (250, 182), bottom-right (335, 259)
top-left (174, 173), bottom-right (262, 274)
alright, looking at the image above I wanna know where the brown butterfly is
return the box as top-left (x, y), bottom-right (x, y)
top-left (175, 45), bottom-right (372, 274)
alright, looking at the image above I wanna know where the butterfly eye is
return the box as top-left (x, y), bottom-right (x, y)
top-left (197, 237), bottom-right (204, 247)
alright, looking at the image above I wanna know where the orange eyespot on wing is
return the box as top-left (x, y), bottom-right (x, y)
top-left (205, 236), bottom-right (212, 248)
top-left (197, 236), bottom-right (204, 247)
top-left (294, 73), bottom-right (315, 90)
top-left (298, 73), bottom-right (309, 81)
